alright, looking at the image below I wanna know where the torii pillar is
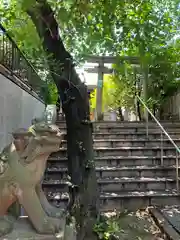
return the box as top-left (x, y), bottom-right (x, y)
top-left (95, 61), bottom-right (104, 120)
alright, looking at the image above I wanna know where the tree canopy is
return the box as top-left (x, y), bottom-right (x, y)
top-left (1, 0), bottom-right (179, 58)
top-left (1, 0), bottom-right (179, 116)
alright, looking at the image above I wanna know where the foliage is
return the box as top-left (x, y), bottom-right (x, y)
top-left (1, 0), bottom-right (179, 60)
top-left (93, 215), bottom-right (120, 240)
top-left (90, 74), bottom-right (119, 112)
top-left (93, 210), bottom-right (163, 240)
top-left (0, 0), bottom-right (180, 113)
top-left (112, 63), bottom-right (137, 110)
top-left (0, 0), bottom-right (56, 103)
top-left (40, 81), bottom-right (58, 105)
top-left (147, 43), bottom-right (180, 113)
top-left (90, 69), bottom-right (136, 113)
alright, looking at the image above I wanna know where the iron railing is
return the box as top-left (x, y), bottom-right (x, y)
top-left (137, 95), bottom-right (180, 193)
top-left (0, 24), bottom-right (44, 100)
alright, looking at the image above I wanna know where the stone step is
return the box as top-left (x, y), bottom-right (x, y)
top-left (58, 126), bottom-right (180, 134)
top-left (94, 127), bottom-right (180, 134)
top-left (45, 165), bottom-right (180, 179)
top-left (61, 139), bottom-right (180, 148)
top-left (51, 147), bottom-right (179, 158)
top-left (56, 120), bottom-right (180, 128)
top-left (93, 132), bottom-right (180, 140)
top-left (48, 155), bottom-right (180, 167)
top-left (98, 177), bottom-right (179, 192)
top-left (100, 190), bottom-right (180, 211)
top-left (45, 189), bottom-right (180, 211)
top-left (43, 177), bottom-right (179, 193)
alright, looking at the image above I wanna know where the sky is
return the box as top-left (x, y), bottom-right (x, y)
top-left (76, 62), bottom-right (98, 86)
top-left (76, 62), bottom-right (113, 86)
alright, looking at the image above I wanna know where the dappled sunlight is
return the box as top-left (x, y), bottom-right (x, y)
top-left (47, 166), bottom-right (67, 171)
top-left (98, 176), bottom-right (174, 182)
top-left (47, 191), bottom-right (69, 200)
top-left (43, 179), bottom-right (71, 185)
top-left (47, 164), bottom-right (180, 171)
top-left (161, 206), bottom-right (180, 225)
top-left (93, 155), bottom-right (156, 159)
top-left (98, 208), bottom-right (164, 240)
top-left (101, 190), bottom-right (178, 198)
top-left (97, 166), bottom-right (117, 170)
top-left (96, 165), bottom-right (180, 170)
top-left (150, 206), bottom-right (180, 239)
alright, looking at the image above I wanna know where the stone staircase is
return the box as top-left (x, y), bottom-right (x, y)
top-left (44, 121), bottom-right (180, 212)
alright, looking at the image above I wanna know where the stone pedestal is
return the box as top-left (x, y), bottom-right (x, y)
top-left (2, 217), bottom-right (63, 240)
top-left (1, 217), bottom-right (76, 240)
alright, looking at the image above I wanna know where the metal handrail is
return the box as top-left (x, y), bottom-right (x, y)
top-left (136, 95), bottom-right (179, 192)
top-left (0, 23), bottom-right (46, 101)
top-left (137, 96), bottom-right (180, 153)
top-left (0, 24), bottom-right (40, 79)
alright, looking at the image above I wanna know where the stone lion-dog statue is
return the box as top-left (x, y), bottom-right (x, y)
top-left (0, 123), bottom-right (65, 237)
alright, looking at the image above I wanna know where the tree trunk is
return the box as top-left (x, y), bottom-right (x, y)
top-left (137, 100), bottom-right (141, 121)
top-left (118, 107), bottom-right (124, 121)
top-left (27, 1), bottom-right (99, 239)
top-left (159, 106), bottom-right (165, 120)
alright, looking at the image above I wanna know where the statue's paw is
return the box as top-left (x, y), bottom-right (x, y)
top-left (0, 215), bottom-right (15, 237)
top-left (38, 217), bottom-right (64, 234)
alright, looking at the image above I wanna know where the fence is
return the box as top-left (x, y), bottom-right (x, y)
top-left (0, 23), bottom-right (44, 99)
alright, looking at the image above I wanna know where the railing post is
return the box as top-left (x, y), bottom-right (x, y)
top-left (2, 34), bottom-right (5, 65)
top-left (160, 131), bottom-right (163, 166)
top-left (135, 95), bottom-right (138, 121)
top-left (137, 95), bottom-right (180, 188)
top-left (176, 151), bottom-right (179, 193)
top-left (146, 112), bottom-right (149, 138)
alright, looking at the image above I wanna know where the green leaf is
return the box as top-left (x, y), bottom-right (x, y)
top-left (20, 0), bottom-right (36, 10)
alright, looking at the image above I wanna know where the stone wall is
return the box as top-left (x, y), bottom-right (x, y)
top-left (0, 73), bottom-right (45, 151)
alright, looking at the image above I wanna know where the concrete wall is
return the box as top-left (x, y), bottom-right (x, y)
top-left (0, 73), bottom-right (45, 151)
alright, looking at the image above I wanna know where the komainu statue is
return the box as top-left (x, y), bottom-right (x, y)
top-left (0, 123), bottom-right (66, 238)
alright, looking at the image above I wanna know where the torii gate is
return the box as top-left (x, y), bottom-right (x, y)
top-left (84, 55), bottom-right (147, 121)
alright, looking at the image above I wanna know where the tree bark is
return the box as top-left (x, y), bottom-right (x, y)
top-left (118, 107), bottom-right (124, 121)
top-left (27, 1), bottom-right (99, 239)
top-left (137, 100), bottom-right (141, 121)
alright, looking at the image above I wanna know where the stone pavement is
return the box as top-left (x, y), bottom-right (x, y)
top-left (160, 205), bottom-right (180, 234)
top-left (1, 217), bottom-right (76, 240)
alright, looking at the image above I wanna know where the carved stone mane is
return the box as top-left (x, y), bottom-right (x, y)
top-left (0, 123), bottom-right (66, 237)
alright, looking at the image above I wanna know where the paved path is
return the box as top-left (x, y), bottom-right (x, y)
top-left (160, 205), bottom-right (180, 234)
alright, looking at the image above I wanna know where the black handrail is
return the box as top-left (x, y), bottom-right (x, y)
top-left (0, 23), bottom-right (45, 100)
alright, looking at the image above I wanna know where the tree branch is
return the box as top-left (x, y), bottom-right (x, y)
top-left (27, 0), bottom-right (81, 86)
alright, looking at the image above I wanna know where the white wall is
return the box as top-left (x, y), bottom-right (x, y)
top-left (0, 73), bottom-right (45, 151)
